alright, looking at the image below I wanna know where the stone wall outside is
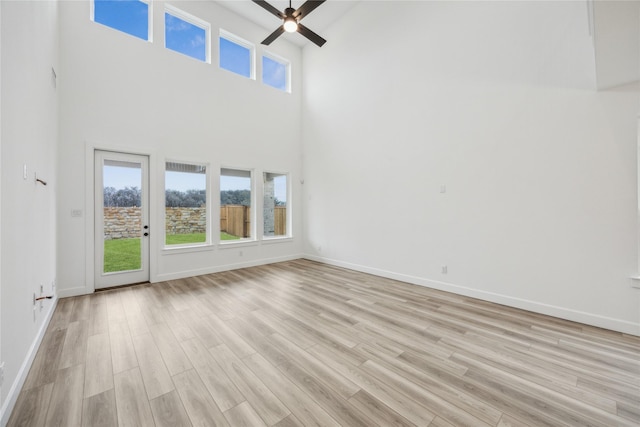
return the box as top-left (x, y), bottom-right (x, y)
top-left (103, 207), bottom-right (141, 240)
top-left (165, 207), bottom-right (206, 235)
top-left (104, 207), bottom-right (206, 239)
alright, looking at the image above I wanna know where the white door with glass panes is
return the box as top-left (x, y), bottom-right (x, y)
top-left (94, 151), bottom-right (150, 289)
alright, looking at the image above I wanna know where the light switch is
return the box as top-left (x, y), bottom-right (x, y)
top-left (23, 164), bottom-right (27, 180)
top-left (71, 209), bottom-right (83, 217)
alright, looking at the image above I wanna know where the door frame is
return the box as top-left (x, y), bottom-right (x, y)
top-left (94, 150), bottom-right (150, 289)
top-left (85, 142), bottom-right (157, 293)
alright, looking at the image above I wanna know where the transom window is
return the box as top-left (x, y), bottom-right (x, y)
top-left (92, 0), bottom-right (151, 42)
top-left (164, 5), bottom-right (210, 63)
top-left (262, 53), bottom-right (290, 92)
top-left (219, 30), bottom-right (255, 79)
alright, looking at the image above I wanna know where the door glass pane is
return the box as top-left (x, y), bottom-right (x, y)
top-left (103, 160), bottom-right (142, 273)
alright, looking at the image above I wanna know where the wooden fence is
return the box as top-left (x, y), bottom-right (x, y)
top-left (220, 205), bottom-right (286, 238)
top-left (220, 205), bottom-right (250, 238)
top-left (274, 206), bottom-right (286, 236)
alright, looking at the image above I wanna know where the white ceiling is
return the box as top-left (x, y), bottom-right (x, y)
top-left (216, 0), bottom-right (639, 89)
top-left (215, 0), bottom-right (360, 47)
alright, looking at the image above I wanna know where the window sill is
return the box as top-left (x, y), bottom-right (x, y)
top-left (162, 244), bottom-right (214, 255)
top-left (261, 236), bottom-right (294, 245)
top-left (218, 239), bottom-right (258, 249)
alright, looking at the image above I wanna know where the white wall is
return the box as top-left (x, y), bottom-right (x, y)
top-left (302, 1), bottom-right (640, 334)
top-left (0, 0), bottom-right (58, 422)
top-left (58, 0), bottom-right (303, 297)
top-left (0, 0), bottom-right (3, 412)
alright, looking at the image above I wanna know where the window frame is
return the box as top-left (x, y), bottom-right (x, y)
top-left (218, 29), bottom-right (256, 80)
top-left (90, 0), bottom-right (153, 42)
top-left (219, 167), bottom-right (255, 244)
top-left (163, 160), bottom-right (211, 251)
top-left (262, 51), bottom-right (291, 93)
top-left (262, 171), bottom-right (291, 240)
top-left (164, 4), bottom-right (211, 63)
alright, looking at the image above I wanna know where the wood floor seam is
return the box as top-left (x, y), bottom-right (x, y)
top-left (7, 259), bottom-right (640, 427)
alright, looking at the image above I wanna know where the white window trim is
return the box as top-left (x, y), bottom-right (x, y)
top-left (262, 171), bottom-right (291, 239)
top-left (163, 159), bottom-right (212, 251)
top-left (219, 29), bottom-right (256, 80)
top-left (262, 51), bottom-right (291, 93)
top-left (90, 0), bottom-right (153, 43)
top-left (634, 114), bottom-right (640, 289)
top-left (220, 167), bottom-right (256, 244)
top-left (164, 4), bottom-right (211, 63)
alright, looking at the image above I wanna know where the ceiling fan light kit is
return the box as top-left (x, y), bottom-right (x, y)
top-left (252, 0), bottom-right (327, 47)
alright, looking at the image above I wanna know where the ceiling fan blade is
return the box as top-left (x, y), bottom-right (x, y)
top-left (297, 23), bottom-right (326, 47)
top-left (262, 25), bottom-right (286, 45)
top-left (252, 0), bottom-right (285, 19)
top-left (293, 0), bottom-right (326, 20)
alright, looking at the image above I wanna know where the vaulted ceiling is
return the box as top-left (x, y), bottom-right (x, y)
top-left (216, 0), bottom-right (359, 47)
top-left (216, 1), bottom-right (639, 90)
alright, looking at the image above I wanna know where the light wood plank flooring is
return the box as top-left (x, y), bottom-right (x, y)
top-left (8, 259), bottom-right (640, 426)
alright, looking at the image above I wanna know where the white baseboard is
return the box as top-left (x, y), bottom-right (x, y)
top-left (304, 254), bottom-right (640, 337)
top-left (1, 297), bottom-right (58, 426)
top-left (57, 286), bottom-right (90, 299)
top-left (152, 254), bottom-right (304, 283)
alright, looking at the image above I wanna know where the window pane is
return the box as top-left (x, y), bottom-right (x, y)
top-left (103, 160), bottom-right (142, 272)
top-left (220, 169), bottom-right (252, 240)
top-left (219, 37), bottom-right (251, 78)
top-left (264, 173), bottom-right (287, 237)
top-left (263, 56), bottom-right (288, 91)
top-left (165, 11), bottom-right (207, 62)
top-left (165, 162), bottom-right (208, 246)
top-left (94, 0), bottom-right (149, 41)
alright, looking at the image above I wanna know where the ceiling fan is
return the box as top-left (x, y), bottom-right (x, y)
top-left (252, 0), bottom-right (327, 47)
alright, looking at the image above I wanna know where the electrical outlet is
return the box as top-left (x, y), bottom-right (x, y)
top-left (0, 361), bottom-right (5, 387)
top-left (40, 284), bottom-right (43, 294)
top-left (239, 250), bottom-right (243, 257)
top-left (442, 265), bottom-right (448, 274)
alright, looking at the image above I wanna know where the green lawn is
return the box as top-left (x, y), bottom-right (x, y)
top-left (103, 238), bottom-right (141, 273)
top-left (220, 232), bottom-right (241, 241)
top-left (104, 232), bottom-right (241, 272)
top-left (165, 233), bottom-right (206, 245)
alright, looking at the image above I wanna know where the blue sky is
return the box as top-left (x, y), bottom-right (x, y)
top-left (166, 171), bottom-right (205, 192)
top-left (94, 0), bottom-right (149, 40)
top-left (263, 56), bottom-right (287, 91)
top-left (104, 165), bottom-right (140, 189)
top-left (165, 13), bottom-right (206, 62)
top-left (94, 0), bottom-right (286, 87)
